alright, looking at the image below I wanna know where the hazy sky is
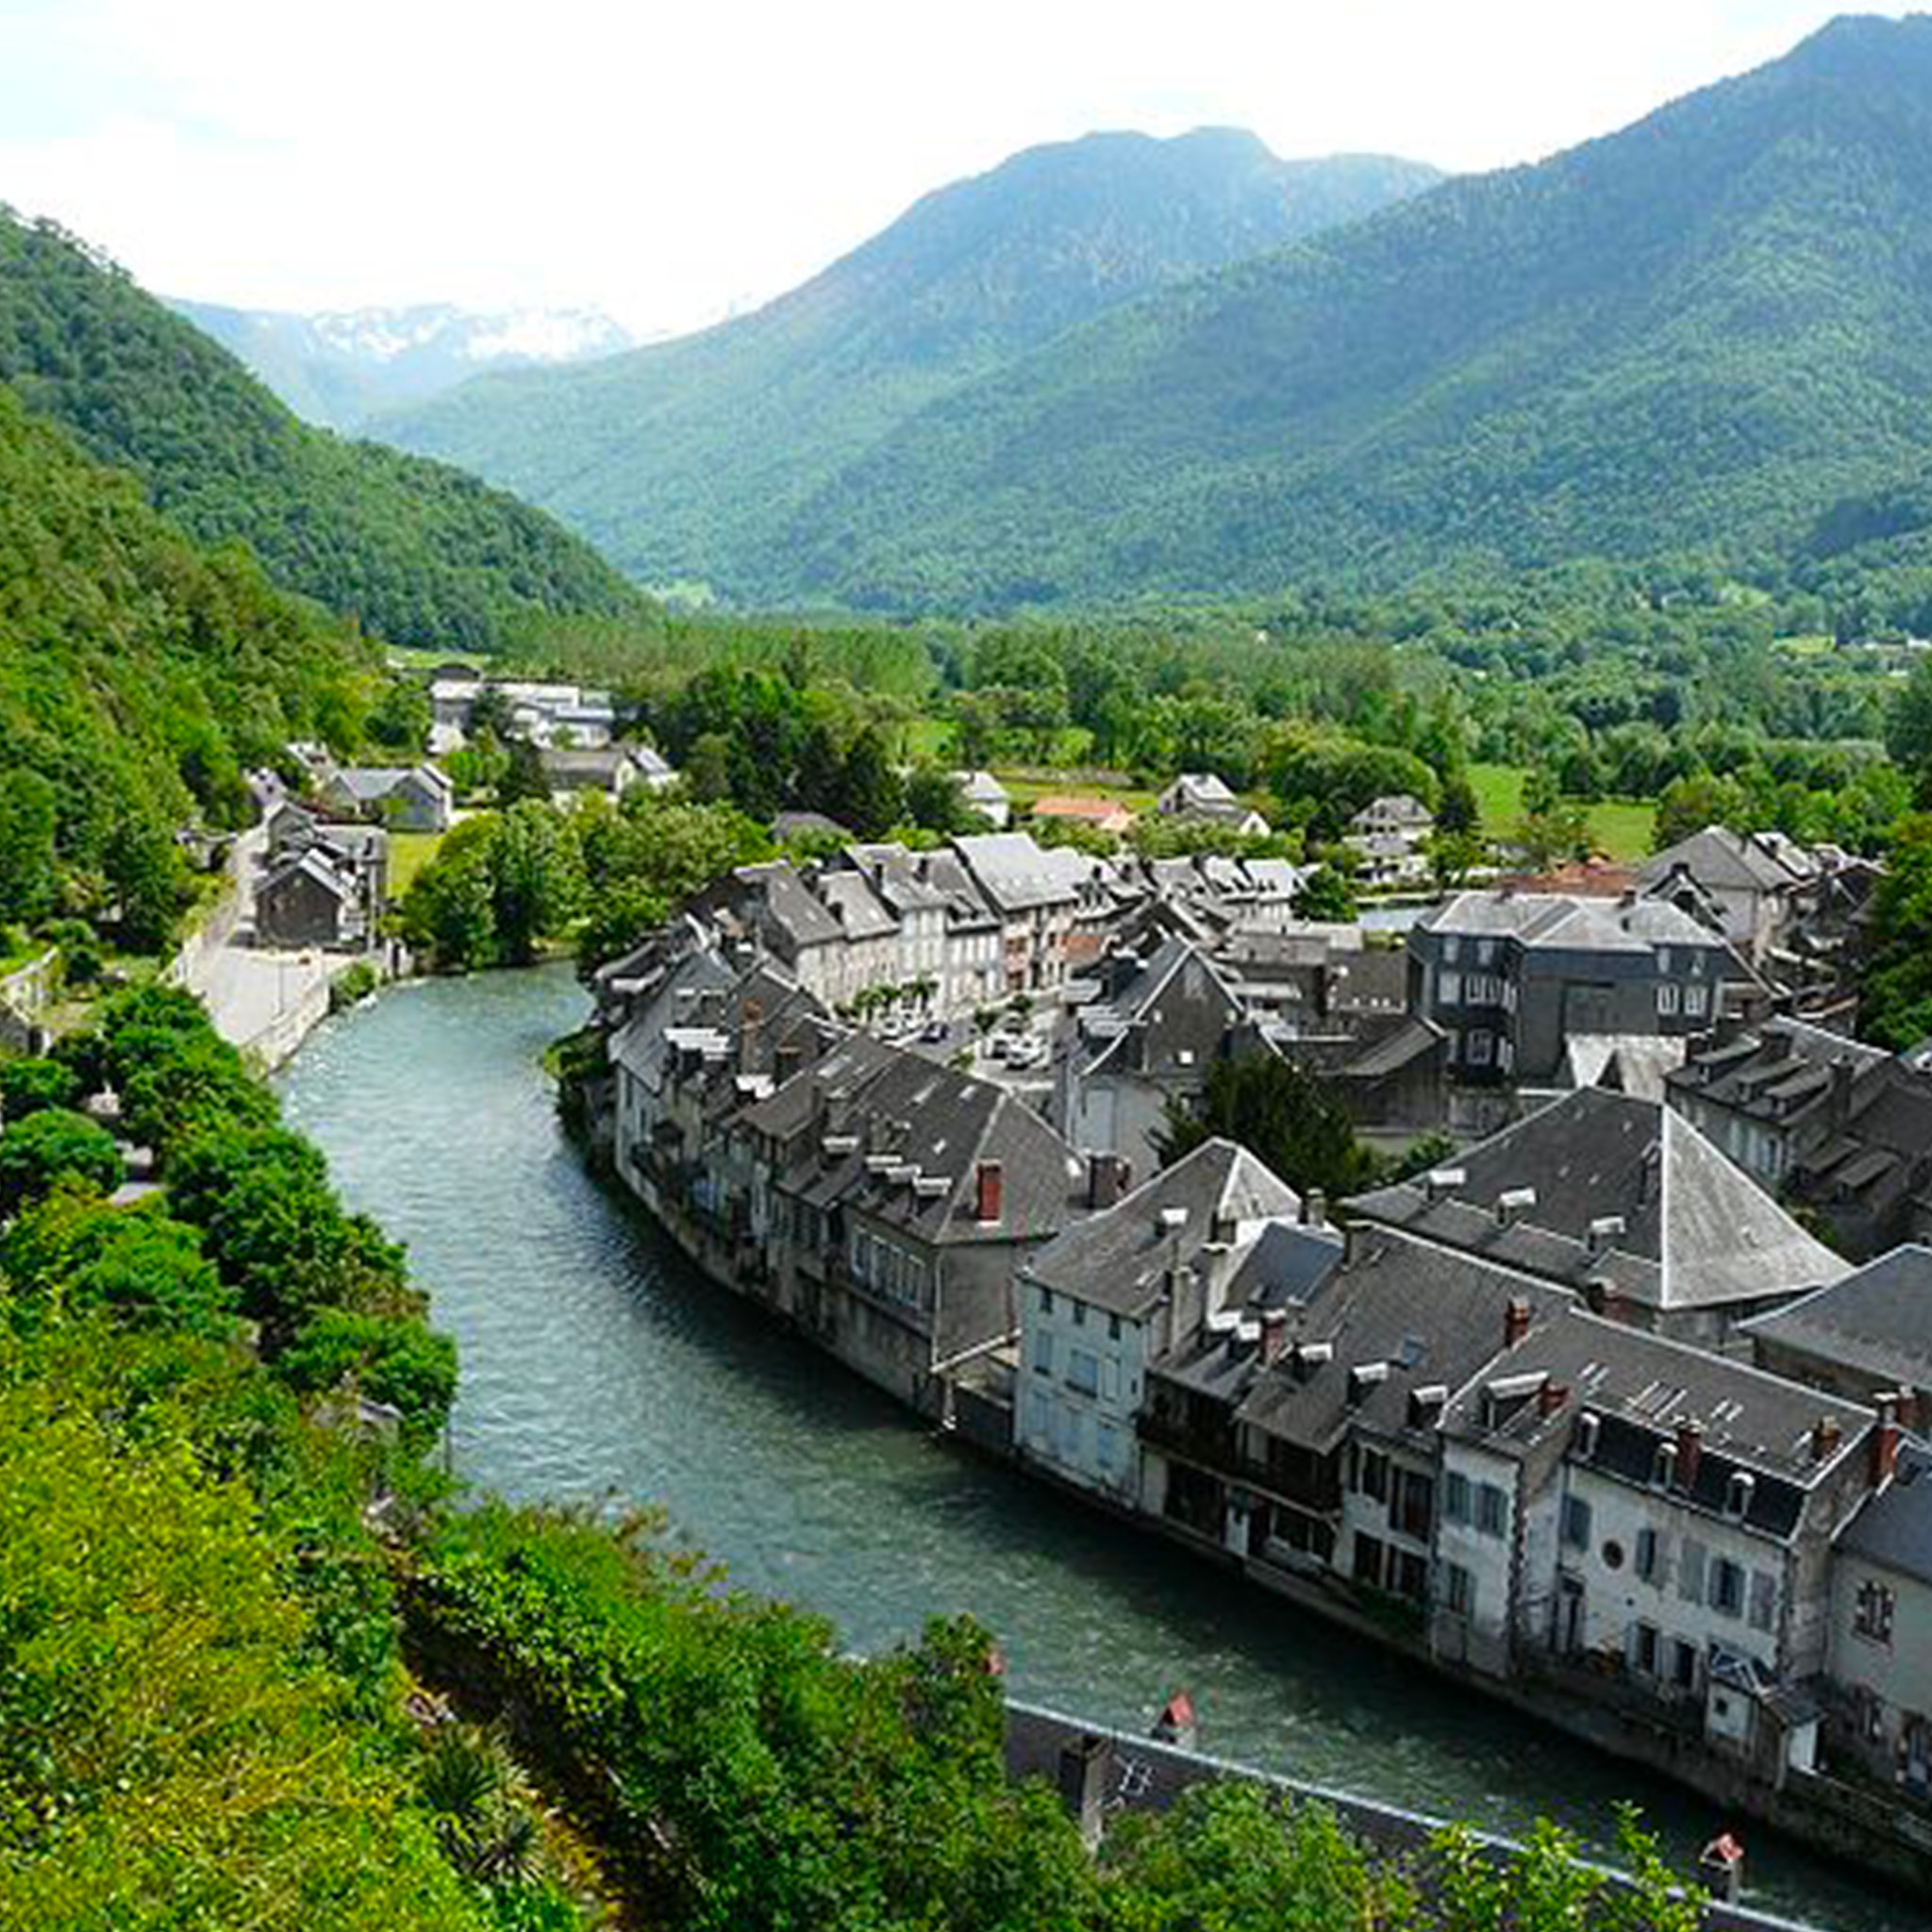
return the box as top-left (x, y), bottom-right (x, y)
top-left (0, 1), bottom-right (1904, 337)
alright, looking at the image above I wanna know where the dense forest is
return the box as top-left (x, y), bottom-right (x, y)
top-left (381, 133), bottom-right (1441, 600)
top-left (0, 208), bottom-right (651, 651)
top-left (0, 380), bottom-right (377, 948)
top-left (424, 14), bottom-right (1932, 614)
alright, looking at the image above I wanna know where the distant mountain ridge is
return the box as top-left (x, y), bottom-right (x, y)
top-left (0, 208), bottom-right (648, 650)
top-left (376, 129), bottom-right (1443, 597)
top-left (169, 298), bottom-right (635, 432)
top-left (744, 11), bottom-right (1932, 610)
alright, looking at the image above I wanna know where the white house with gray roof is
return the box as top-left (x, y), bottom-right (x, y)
top-left (1014, 1139), bottom-right (1308, 1503)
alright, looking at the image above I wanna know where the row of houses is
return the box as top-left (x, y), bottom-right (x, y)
top-left (589, 927), bottom-right (1932, 1873)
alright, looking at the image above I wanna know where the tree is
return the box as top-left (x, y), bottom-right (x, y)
top-left (403, 817), bottom-right (501, 969)
top-left (905, 764), bottom-right (973, 835)
top-left (1887, 653), bottom-right (1932, 803)
top-left (834, 727), bottom-right (906, 839)
top-left (0, 769), bottom-right (59, 924)
top-left (1155, 1050), bottom-right (1374, 1198)
top-left (1292, 865), bottom-right (1357, 922)
top-left (491, 801), bottom-right (581, 965)
top-left (0, 1108), bottom-right (123, 1212)
top-left (0, 1056), bottom-right (79, 1122)
top-left (365, 678), bottom-right (431, 754)
top-left (498, 736), bottom-right (552, 807)
top-left (1862, 813), bottom-right (1932, 1049)
top-left (278, 1308), bottom-right (458, 1442)
top-left (1438, 770), bottom-right (1481, 836)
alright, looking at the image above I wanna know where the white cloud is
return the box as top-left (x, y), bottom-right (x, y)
top-left (0, 0), bottom-right (1895, 335)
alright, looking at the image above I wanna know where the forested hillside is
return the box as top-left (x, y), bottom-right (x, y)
top-left (379, 132), bottom-right (1441, 599)
top-left (0, 208), bottom-right (648, 649)
top-left (0, 381), bottom-right (376, 943)
top-left (741, 14), bottom-right (1932, 611)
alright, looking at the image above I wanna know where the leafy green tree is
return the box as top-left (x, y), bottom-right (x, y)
top-left (366, 678), bottom-right (432, 754)
top-left (1887, 652), bottom-right (1932, 802)
top-left (0, 768), bottom-right (59, 923)
top-left (906, 763), bottom-right (974, 834)
top-left (1292, 864), bottom-right (1357, 922)
top-left (278, 1308), bottom-right (458, 1441)
top-left (70, 1211), bottom-right (236, 1339)
top-left (491, 801), bottom-right (582, 966)
top-left (1863, 812), bottom-right (1932, 1049)
top-left (1156, 1050), bottom-right (1374, 1198)
top-left (835, 726), bottom-right (907, 838)
top-left (0, 1055), bottom-right (80, 1122)
top-left (499, 736), bottom-right (552, 807)
top-left (1438, 769), bottom-right (1481, 836)
top-left (0, 1107), bottom-right (122, 1212)
top-left (403, 818), bottom-right (502, 970)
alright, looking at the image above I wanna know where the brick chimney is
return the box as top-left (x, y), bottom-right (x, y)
top-left (1504, 1297), bottom-right (1532, 1349)
top-left (1674, 1419), bottom-right (1705, 1493)
top-left (1871, 1395), bottom-right (1902, 1490)
top-left (1810, 1415), bottom-right (1843, 1464)
top-left (1302, 1188), bottom-right (1327, 1228)
top-left (974, 1159), bottom-right (1004, 1224)
top-left (1259, 1309), bottom-right (1290, 1367)
top-left (1538, 1380), bottom-right (1570, 1419)
top-left (1087, 1152), bottom-right (1127, 1210)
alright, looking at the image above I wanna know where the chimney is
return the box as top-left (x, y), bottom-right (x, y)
top-left (1496, 1187), bottom-right (1537, 1227)
top-left (1302, 1189), bottom-right (1327, 1228)
top-left (1872, 1396), bottom-right (1902, 1490)
top-left (1151, 1691), bottom-right (1197, 1751)
top-left (1088, 1152), bottom-right (1128, 1210)
top-left (1057, 1733), bottom-right (1112, 1850)
top-left (1810, 1415), bottom-right (1843, 1464)
top-left (774, 1041), bottom-right (804, 1088)
top-left (1829, 1057), bottom-right (1857, 1133)
top-left (1674, 1419), bottom-right (1705, 1493)
top-left (1538, 1380), bottom-right (1570, 1419)
top-left (1259, 1309), bottom-right (1290, 1367)
top-left (1504, 1297), bottom-right (1532, 1349)
top-left (975, 1159), bottom-right (1004, 1224)
top-left (1168, 1264), bottom-right (1206, 1346)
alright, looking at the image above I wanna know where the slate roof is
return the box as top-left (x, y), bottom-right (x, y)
top-left (1839, 1441), bottom-right (1932, 1585)
top-left (763, 1046), bottom-right (1085, 1246)
top-left (725, 862), bottom-right (844, 950)
top-left (1346, 1088), bottom-right (1848, 1314)
top-left (1638, 825), bottom-right (1798, 897)
top-left (1022, 1138), bottom-right (1301, 1317)
top-left (1740, 1246), bottom-right (1932, 1391)
top-left (814, 868), bottom-right (898, 941)
top-left (1233, 1233), bottom-right (1570, 1453)
top-left (1416, 891), bottom-right (1722, 956)
top-left (260, 846), bottom-right (354, 904)
top-left (1071, 937), bottom-right (1246, 1081)
top-left (1440, 1304), bottom-right (1872, 1537)
top-left (1667, 1018), bottom-right (1887, 1127)
top-left (956, 833), bottom-right (1091, 912)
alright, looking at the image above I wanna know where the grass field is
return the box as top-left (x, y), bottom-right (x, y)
top-left (388, 831), bottom-right (445, 901)
top-left (1467, 763), bottom-right (1657, 863)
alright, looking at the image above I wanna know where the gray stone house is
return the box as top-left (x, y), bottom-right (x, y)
top-left (1740, 1246), bottom-right (1932, 1414)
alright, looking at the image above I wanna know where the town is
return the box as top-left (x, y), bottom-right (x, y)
top-left (557, 785), bottom-right (1932, 1892)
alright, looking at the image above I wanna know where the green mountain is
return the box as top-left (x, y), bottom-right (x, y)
top-left (0, 378), bottom-right (372, 941)
top-left (376, 131), bottom-right (1442, 599)
top-left (0, 208), bottom-right (647, 650)
top-left (739, 12), bottom-right (1932, 611)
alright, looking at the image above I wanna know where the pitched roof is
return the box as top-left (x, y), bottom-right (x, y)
top-left (955, 832), bottom-right (1089, 911)
top-left (1440, 1304), bottom-right (1872, 1534)
top-left (1839, 1442), bottom-right (1932, 1585)
top-left (1740, 1245), bottom-right (1932, 1391)
top-left (1022, 1138), bottom-right (1301, 1317)
top-left (1417, 891), bottom-right (1721, 956)
top-left (1347, 1088), bottom-right (1848, 1314)
top-left (1638, 825), bottom-right (1797, 896)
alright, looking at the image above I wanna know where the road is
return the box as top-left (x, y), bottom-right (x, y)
top-left (173, 823), bottom-right (343, 1066)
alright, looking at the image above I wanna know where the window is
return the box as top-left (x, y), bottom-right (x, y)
top-left (1072, 1299), bottom-right (1086, 1327)
top-left (1749, 1570), bottom-right (1777, 1634)
top-left (1635, 1527), bottom-right (1662, 1584)
top-left (1066, 1348), bottom-right (1100, 1397)
top-left (1441, 971), bottom-right (1464, 1007)
top-left (1561, 1494), bottom-right (1592, 1551)
top-left (1856, 1578), bottom-right (1897, 1646)
top-left (1027, 1391), bottom-right (1050, 1441)
top-left (1443, 937), bottom-right (1462, 964)
top-left (1037, 1285), bottom-right (1053, 1315)
top-left (1108, 1314), bottom-right (1122, 1342)
top-left (1710, 1557), bottom-right (1745, 1619)
top-left (1679, 1539), bottom-right (1707, 1606)
top-left (1672, 1640), bottom-right (1699, 1691)
top-left (1096, 1421), bottom-right (1122, 1473)
top-left (1466, 1030), bottom-right (1494, 1068)
top-left (1632, 1622), bottom-right (1660, 1677)
top-left (1476, 1483), bottom-right (1507, 1539)
top-left (1353, 1533), bottom-right (1385, 1591)
top-left (1685, 983), bottom-right (1708, 1019)
top-left (1034, 1330), bottom-right (1055, 1377)
top-left (1101, 1357), bottom-right (1121, 1402)
top-left (1358, 1448), bottom-right (1390, 1503)
top-left (1443, 1471), bottom-right (1472, 1524)
top-left (1393, 1468), bottom-right (1434, 1541)
top-left (1657, 982), bottom-right (1681, 1017)
top-left (1443, 1562), bottom-right (1474, 1616)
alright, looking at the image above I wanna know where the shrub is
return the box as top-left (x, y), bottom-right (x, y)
top-left (0, 1108), bottom-right (123, 1213)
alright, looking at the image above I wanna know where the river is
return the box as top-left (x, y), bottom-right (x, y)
top-left (279, 964), bottom-right (1898, 1931)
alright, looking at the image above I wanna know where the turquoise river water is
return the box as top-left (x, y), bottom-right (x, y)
top-left (277, 965), bottom-right (1911, 1931)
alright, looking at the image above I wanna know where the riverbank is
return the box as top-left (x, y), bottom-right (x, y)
top-left (278, 966), bottom-right (1907, 1929)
